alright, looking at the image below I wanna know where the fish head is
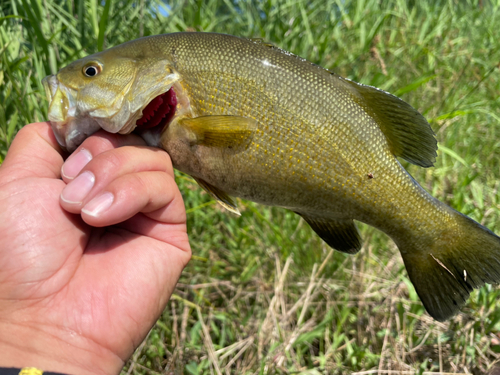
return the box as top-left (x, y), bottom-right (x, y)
top-left (43, 45), bottom-right (180, 151)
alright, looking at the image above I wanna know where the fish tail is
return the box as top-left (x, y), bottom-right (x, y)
top-left (399, 211), bottom-right (500, 321)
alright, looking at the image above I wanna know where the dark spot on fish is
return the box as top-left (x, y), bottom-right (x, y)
top-left (367, 172), bottom-right (374, 179)
top-left (171, 47), bottom-right (178, 68)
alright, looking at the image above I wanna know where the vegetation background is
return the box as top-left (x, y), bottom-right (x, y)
top-left (2, 0), bottom-right (500, 373)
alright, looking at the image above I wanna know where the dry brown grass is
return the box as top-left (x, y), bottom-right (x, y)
top-left (124, 234), bottom-right (500, 374)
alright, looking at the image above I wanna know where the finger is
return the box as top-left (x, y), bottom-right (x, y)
top-left (0, 122), bottom-right (64, 184)
top-left (79, 170), bottom-right (186, 227)
top-left (60, 145), bottom-right (174, 213)
top-left (118, 214), bottom-right (191, 255)
top-left (61, 130), bottom-right (147, 182)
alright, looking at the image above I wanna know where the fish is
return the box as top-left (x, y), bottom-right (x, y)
top-left (42, 32), bottom-right (500, 321)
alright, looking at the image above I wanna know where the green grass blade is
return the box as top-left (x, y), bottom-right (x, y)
top-left (97, 0), bottom-right (112, 51)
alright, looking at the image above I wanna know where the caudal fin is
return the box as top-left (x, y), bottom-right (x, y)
top-left (400, 212), bottom-right (500, 321)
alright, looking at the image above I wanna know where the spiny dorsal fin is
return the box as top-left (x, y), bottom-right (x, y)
top-left (193, 177), bottom-right (240, 216)
top-left (248, 37), bottom-right (314, 65)
top-left (296, 213), bottom-right (362, 254)
top-left (248, 38), bottom-right (276, 49)
top-left (179, 115), bottom-right (257, 150)
top-left (343, 78), bottom-right (437, 168)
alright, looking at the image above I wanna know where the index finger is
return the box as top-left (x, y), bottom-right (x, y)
top-left (60, 129), bottom-right (147, 182)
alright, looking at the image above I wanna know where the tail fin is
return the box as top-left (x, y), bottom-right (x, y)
top-left (399, 212), bottom-right (500, 321)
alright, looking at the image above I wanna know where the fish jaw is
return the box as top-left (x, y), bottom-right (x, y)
top-left (42, 74), bottom-right (112, 151)
top-left (42, 61), bottom-right (181, 152)
top-left (43, 85), bottom-right (165, 152)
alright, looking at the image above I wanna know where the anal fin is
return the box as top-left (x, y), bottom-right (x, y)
top-left (297, 213), bottom-right (362, 254)
top-left (193, 177), bottom-right (240, 216)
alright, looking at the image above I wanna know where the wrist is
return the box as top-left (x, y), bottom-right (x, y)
top-left (0, 318), bottom-right (124, 375)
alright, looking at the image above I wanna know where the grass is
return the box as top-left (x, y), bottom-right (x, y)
top-left (2, 0), bottom-right (500, 373)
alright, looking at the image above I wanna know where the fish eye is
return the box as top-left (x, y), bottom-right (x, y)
top-left (83, 63), bottom-right (101, 78)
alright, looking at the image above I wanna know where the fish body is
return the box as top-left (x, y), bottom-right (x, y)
top-left (42, 32), bottom-right (500, 321)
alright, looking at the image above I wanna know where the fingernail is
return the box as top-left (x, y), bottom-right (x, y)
top-left (62, 149), bottom-right (93, 180)
top-left (60, 171), bottom-right (95, 204)
top-left (82, 192), bottom-right (114, 217)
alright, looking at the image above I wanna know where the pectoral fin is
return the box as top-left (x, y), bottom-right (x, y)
top-left (297, 213), bottom-right (362, 254)
top-left (179, 115), bottom-right (257, 149)
top-left (194, 177), bottom-right (240, 216)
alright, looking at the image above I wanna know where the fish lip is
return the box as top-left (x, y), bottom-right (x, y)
top-left (43, 74), bottom-right (78, 122)
top-left (65, 117), bottom-right (102, 152)
top-left (43, 74), bottom-right (92, 152)
top-left (42, 75), bottom-right (68, 149)
top-left (42, 75), bottom-right (57, 103)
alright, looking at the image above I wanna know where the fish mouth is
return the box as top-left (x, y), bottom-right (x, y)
top-left (42, 75), bottom-right (101, 152)
top-left (43, 73), bottom-right (178, 152)
top-left (43, 75), bottom-right (102, 152)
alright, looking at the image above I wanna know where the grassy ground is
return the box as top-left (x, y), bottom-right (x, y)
top-left (2, 0), bottom-right (500, 373)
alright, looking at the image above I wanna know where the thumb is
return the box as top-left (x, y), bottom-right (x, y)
top-left (0, 122), bottom-right (65, 184)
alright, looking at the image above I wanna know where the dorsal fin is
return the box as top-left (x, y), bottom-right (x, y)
top-left (248, 38), bottom-right (276, 49)
top-left (343, 78), bottom-right (437, 168)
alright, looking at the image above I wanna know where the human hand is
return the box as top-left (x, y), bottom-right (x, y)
top-left (0, 122), bottom-right (191, 374)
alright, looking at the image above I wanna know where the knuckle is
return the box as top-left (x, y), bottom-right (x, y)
top-left (102, 150), bottom-right (125, 171)
top-left (88, 149), bottom-right (127, 180)
top-left (131, 172), bottom-right (150, 192)
top-left (80, 131), bottom-right (120, 154)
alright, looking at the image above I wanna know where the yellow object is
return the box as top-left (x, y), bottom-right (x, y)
top-left (19, 368), bottom-right (43, 375)
top-left (42, 32), bottom-right (500, 321)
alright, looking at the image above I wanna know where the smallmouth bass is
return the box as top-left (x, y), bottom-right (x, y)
top-left (42, 32), bottom-right (500, 321)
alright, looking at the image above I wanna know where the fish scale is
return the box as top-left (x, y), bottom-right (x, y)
top-left (43, 32), bottom-right (500, 321)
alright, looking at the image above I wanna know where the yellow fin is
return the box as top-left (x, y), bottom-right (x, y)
top-left (344, 78), bottom-right (437, 168)
top-left (194, 177), bottom-right (240, 216)
top-left (179, 115), bottom-right (257, 149)
top-left (297, 213), bottom-right (362, 254)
